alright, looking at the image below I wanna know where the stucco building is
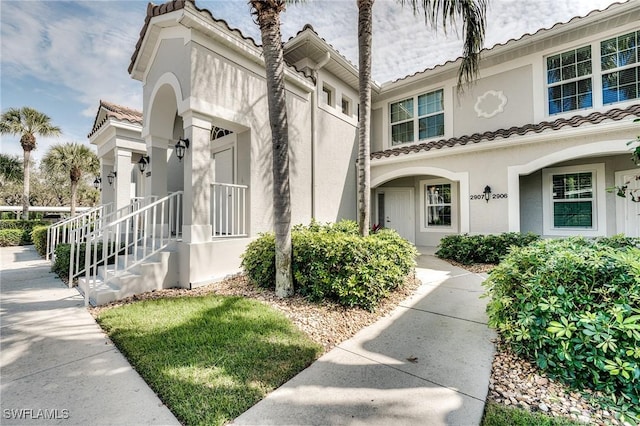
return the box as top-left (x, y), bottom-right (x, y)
top-left (76, 0), bottom-right (639, 304)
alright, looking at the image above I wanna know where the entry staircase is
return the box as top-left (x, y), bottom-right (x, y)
top-left (47, 183), bottom-right (249, 306)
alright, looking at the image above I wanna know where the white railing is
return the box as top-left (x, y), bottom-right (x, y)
top-left (211, 183), bottom-right (248, 238)
top-left (67, 197), bottom-right (157, 281)
top-left (81, 191), bottom-right (183, 306)
top-left (46, 203), bottom-right (114, 261)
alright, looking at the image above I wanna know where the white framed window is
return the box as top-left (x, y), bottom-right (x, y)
top-left (601, 30), bottom-right (640, 104)
top-left (546, 45), bottom-right (593, 115)
top-left (321, 84), bottom-right (334, 107)
top-left (419, 179), bottom-right (457, 232)
top-left (390, 88), bottom-right (444, 146)
top-left (542, 164), bottom-right (606, 236)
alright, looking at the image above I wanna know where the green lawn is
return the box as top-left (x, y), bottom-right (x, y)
top-left (482, 402), bottom-right (584, 426)
top-left (96, 295), bottom-right (322, 425)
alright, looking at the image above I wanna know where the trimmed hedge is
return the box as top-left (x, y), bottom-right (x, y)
top-left (0, 229), bottom-right (24, 246)
top-left (436, 232), bottom-right (540, 264)
top-left (52, 242), bottom-right (124, 279)
top-left (242, 220), bottom-right (417, 311)
top-left (0, 219), bottom-right (49, 245)
top-left (483, 236), bottom-right (640, 422)
top-left (31, 226), bottom-right (49, 257)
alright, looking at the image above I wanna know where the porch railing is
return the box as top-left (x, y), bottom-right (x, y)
top-left (211, 183), bottom-right (248, 238)
top-left (81, 191), bottom-right (183, 306)
top-left (46, 203), bottom-right (114, 261)
top-left (67, 196), bottom-right (158, 284)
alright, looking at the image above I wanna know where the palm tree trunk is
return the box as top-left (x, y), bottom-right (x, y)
top-left (22, 149), bottom-right (31, 220)
top-left (357, 0), bottom-right (374, 237)
top-left (70, 180), bottom-right (78, 216)
top-left (255, 2), bottom-right (293, 297)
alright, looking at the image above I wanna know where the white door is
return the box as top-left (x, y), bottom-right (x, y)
top-left (615, 169), bottom-right (640, 237)
top-left (212, 148), bottom-right (234, 235)
top-left (377, 188), bottom-right (415, 243)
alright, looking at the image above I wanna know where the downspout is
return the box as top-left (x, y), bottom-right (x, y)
top-left (310, 51), bottom-right (331, 219)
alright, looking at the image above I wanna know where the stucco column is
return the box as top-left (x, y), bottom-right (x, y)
top-left (182, 111), bottom-right (212, 243)
top-left (145, 136), bottom-right (169, 199)
top-left (100, 159), bottom-right (114, 208)
top-left (114, 149), bottom-right (133, 211)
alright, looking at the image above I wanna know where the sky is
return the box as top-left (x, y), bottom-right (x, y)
top-left (0, 0), bottom-right (622, 163)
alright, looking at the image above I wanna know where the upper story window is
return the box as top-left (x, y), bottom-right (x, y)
top-left (547, 46), bottom-right (592, 115)
top-left (390, 89), bottom-right (444, 146)
top-left (322, 84), bottom-right (334, 107)
top-left (341, 95), bottom-right (352, 116)
top-left (601, 30), bottom-right (639, 104)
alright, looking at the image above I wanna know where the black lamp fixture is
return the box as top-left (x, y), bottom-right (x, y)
top-left (93, 176), bottom-right (102, 190)
top-left (138, 155), bottom-right (150, 173)
top-left (483, 185), bottom-right (492, 203)
top-left (107, 171), bottom-right (117, 186)
top-left (175, 137), bottom-right (190, 162)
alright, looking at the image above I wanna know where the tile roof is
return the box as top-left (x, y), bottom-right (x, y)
top-left (389, 1), bottom-right (630, 85)
top-left (371, 104), bottom-right (640, 160)
top-left (88, 100), bottom-right (143, 138)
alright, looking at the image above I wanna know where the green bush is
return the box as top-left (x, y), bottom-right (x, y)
top-left (242, 220), bottom-right (417, 311)
top-left (31, 226), bottom-right (49, 257)
top-left (52, 242), bottom-right (124, 279)
top-left (0, 219), bottom-right (49, 245)
top-left (0, 229), bottom-right (24, 246)
top-left (436, 232), bottom-right (540, 264)
top-left (483, 237), bottom-right (640, 421)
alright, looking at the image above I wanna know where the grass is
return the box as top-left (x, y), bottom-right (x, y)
top-left (96, 295), bottom-right (323, 425)
top-left (482, 402), bottom-right (584, 426)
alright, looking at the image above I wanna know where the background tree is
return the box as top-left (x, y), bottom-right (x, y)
top-left (0, 107), bottom-right (61, 219)
top-left (0, 153), bottom-right (22, 186)
top-left (356, 0), bottom-right (486, 235)
top-left (42, 142), bottom-right (99, 216)
top-left (249, 0), bottom-right (296, 297)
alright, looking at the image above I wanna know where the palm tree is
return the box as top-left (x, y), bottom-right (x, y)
top-left (42, 142), bottom-right (99, 216)
top-left (356, 0), bottom-right (487, 236)
top-left (0, 107), bottom-right (61, 219)
top-left (0, 154), bottom-right (22, 186)
top-left (249, 0), bottom-right (296, 297)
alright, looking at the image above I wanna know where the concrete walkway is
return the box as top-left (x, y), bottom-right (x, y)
top-left (0, 245), bottom-right (179, 425)
top-left (234, 250), bottom-right (496, 426)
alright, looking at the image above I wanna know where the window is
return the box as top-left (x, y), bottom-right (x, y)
top-left (542, 164), bottom-right (606, 236)
top-left (547, 46), bottom-right (593, 114)
top-left (420, 179), bottom-right (457, 231)
top-left (341, 96), bottom-right (351, 116)
top-left (321, 84), bottom-right (333, 107)
top-left (390, 89), bottom-right (444, 146)
top-left (601, 30), bottom-right (639, 104)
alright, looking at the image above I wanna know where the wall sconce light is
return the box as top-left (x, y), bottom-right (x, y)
top-left (107, 171), bottom-right (117, 186)
top-left (483, 185), bottom-right (492, 203)
top-left (93, 176), bottom-right (102, 191)
top-left (175, 137), bottom-right (190, 162)
top-left (138, 155), bottom-right (150, 174)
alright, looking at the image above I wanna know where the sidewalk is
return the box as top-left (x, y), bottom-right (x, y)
top-left (233, 250), bottom-right (496, 426)
top-left (0, 245), bottom-right (179, 425)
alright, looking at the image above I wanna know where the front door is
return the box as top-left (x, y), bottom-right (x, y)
top-left (377, 188), bottom-right (415, 243)
top-left (615, 169), bottom-right (640, 237)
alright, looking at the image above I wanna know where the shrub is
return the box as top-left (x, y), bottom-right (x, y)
top-left (0, 229), bottom-right (24, 246)
top-left (242, 220), bottom-right (417, 311)
top-left (0, 219), bottom-right (49, 245)
top-left (31, 226), bottom-right (49, 257)
top-left (436, 232), bottom-right (540, 264)
top-left (52, 242), bottom-right (124, 279)
top-left (483, 237), bottom-right (640, 421)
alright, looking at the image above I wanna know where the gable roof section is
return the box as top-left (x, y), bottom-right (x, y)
top-left (371, 104), bottom-right (640, 160)
top-left (88, 101), bottom-right (143, 138)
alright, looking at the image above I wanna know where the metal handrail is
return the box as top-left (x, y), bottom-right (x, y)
top-left (211, 183), bottom-right (248, 238)
top-left (81, 191), bottom-right (183, 306)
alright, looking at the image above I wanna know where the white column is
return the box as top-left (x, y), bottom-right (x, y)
top-left (182, 111), bottom-right (212, 243)
top-left (114, 149), bottom-right (133, 212)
